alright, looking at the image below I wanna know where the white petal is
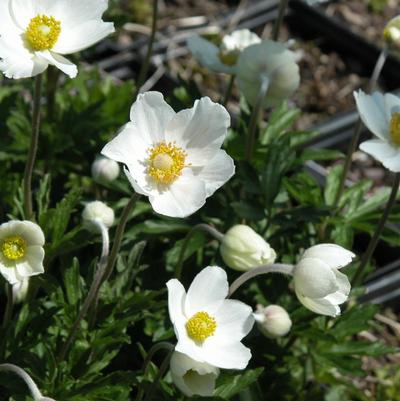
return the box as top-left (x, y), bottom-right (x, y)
top-left (185, 266), bottom-right (228, 316)
top-left (149, 175), bottom-right (207, 218)
top-left (53, 20), bottom-right (114, 54)
top-left (221, 29), bottom-right (261, 52)
top-left (36, 50), bottom-right (77, 78)
top-left (0, 264), bottom-right (19, 285)
top-left (101, 123), bottom-right (149, 166)
top-left (354, 91), bottom-right (389, 140)
top-left (213, 299), bottom-right (254, 341)
top-left (9, 0), bottom-right (36, 31)
top-left (296, 292), bottom-right (341, 317)
top-left (294, 257), bottom-right (339, 298)
top-left (187, 35), bottom-right (233, 74)
top-left (302, 244), bottom-right (355, 270)
top-left (196, 150), bottom-right (235, 196)
top-left (165, 97), bottom-right (231, 166)
top-left (129, 92), bottom-right (176, 144)
top-left (166, 279), bottom-right (187, 326)
top-left (202, 338), bottom-right (252, 369)
top-left (0, 221), bottom-right (45, 246)
top-left (360, 138), bottom-right (400, 172)
top-left (25, 245), bottom-right (45, 269)
top-left (384, 93), bottom-right (400, 117)
top-left (123, 166), bottom-right (151, 196)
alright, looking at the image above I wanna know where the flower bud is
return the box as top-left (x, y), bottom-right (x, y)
top-left (82, 201), bottom-right (114, 232)
top-left (220, 225), bottom-right (276, 271)
top-left (170, 351), bottom-right (219, 397)
top-left (254, 304), bottom-right (292, 338)
top-left (91, 156), bottom-right (120, 183)
top-left (293, 244), bottom-right (355, 317)
top-left (12, 278), bottom-right (29, 304)
top-left (383, 16), bottom-right (400, 50)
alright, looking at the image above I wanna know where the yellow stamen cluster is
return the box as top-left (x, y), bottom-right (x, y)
top-left (25, 15), bottom-right (61, 51)
top-left (1, 236), bottom-right (27, 261)
top-left (186, 311), bottom-right (217, 343)
top-left (147, 142), bottom-right (187, 184)
top-left (219, 50), bottom-right (239, 66)
top-left (390, 112), bottom-right (400, 146)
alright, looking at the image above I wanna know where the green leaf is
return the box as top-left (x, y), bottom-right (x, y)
top-left (324, 165), bottom-right (344, 206)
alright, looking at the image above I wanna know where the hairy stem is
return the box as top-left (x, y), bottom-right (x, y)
top-left (352, 172), bottom-right (400, 286)
top-left (23, 75), bottom-right (43, 220)
top-left (175, 224), bottom-right (224, 280)
top-left (229, 263), bottom-right (294, 297)
top-left (134, 0), bottom-right (159, 99)
top-left (57, 221), bottom-right (110, 362)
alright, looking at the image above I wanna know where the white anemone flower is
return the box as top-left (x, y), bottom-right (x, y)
top-left (167, 266), bottom-right (254, 370)
top-left (102, 91), bottom-right (235, 218)
top-left (236, 40), bottom-right (300, 107)
top-left (293, 244), bottom-right (355, 317)
top-left (0, 220), bottom-right (45, 285)
top-left (0, 0), bottom-right (115, 79)
top-left (187, 29), bottom-right (261, 74)
top-left (355, 90), bottom-right (400, 172)
top-left (170, 351), bottom-right (219, 397)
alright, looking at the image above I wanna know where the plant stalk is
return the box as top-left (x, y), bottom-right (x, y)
top-left (222, 74), bottom-right (235, 106)
top-left (245, 77), bottom-right (270, 161)
top-left (57, 220), bottom-right (110, 362)
top-left (23, 75), bottom-right (43, 220)
top-left (352, 172), bottom-right (400, 286)
top-left (272, 0), bottom-right (289, 41)
top-left (2, 284), bottom-right (13, 329)
top-left (333, 48), bottom-right (388, 207)
top-left (175, 224), bottom-right (224, 280)
top-left (228, 263), bottom-right (294, 297)
top-left (134, 0), bottom-right (159, 99)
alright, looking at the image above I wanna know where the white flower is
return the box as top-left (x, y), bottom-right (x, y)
top-left (220, 225), bottom-right (276, 272)
top-left (167, 266), bottom-right (254, 369)
top-left (0, 0), bottom-right (115, 79)
top-left (0, 220), bottom-right (45, 285)
top-left (187, 29), bottom-right (261, 74)
top-left (236, 40), bottom-right (300, 107)
top-left (102, 92), bottom-right (235, 218)
top-left (170, 351), bottom-right (219, 397)
top-left (82, 201), bottom-right (114, 231)
top-left (384, 16), bottom-right (400, 50)
top-left (254, 304), bottom-right (292, 338)
top-left (293, 244), bottom-right (355, 317)
top-left (355, 90), bottom-right (400, 172)
top-left (12, 277), bottom-right (29, 303)
top-left (91, 155), bottom-right (120, 183)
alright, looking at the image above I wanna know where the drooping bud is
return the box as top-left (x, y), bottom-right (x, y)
top-left (91, 156), bottom-right (120, 183)
top-left (220, 225), bottom-right (276, 272)
top-left (82, 201), bottom-right (115, 232)
top-left (383, 16), bottom-right (400, 50)
top-left (254, 304), bottom-right (292, 338)
top-left (12, 278), bottom-right (30, 304)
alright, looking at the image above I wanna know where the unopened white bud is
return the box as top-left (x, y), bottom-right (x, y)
top-left (12, 278), bottom-right (29, 304)
top-left (170, 351), bottom-right (219, 397)
top-left (254, 304), bottom-right (292, 338)
top-left (82, 201), bottom-right (114, 232)
top-left (220, 225), bottom-right (276, 272)
top-left (91, 156), bottom-right (120, 183)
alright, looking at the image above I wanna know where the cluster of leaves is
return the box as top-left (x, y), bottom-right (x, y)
top-left (0, 66), bottom-right (398, 401)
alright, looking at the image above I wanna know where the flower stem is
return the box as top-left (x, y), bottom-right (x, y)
top-left (175, 224), bottom-right (224, 280)
top-left (245, 77), bottom-right (270, 162)
top-left (0, 364), bottom-right (43, 400)
top-left (57, 221), bottom-right (110, 362)
top-left (228, 263), bottom-right (294, 297)
top-left (272, 0), bottom-right (289, 41)
top-left (134, 0), bottom-right (159, 99)
top-left (352, 172), bottom-right (400, 286)
top-left (222, 74), bottom-right (235, 106)
top-left (143, 349), bottom-right (174, 401)
top-left (135, 342), bottom-right (175, 401)
top-left (333, 48), bottom-right (388, 207)
top-left (23, 75), bottom-right (43, 220)
top-left (2, 284), bottom-right (14, 329)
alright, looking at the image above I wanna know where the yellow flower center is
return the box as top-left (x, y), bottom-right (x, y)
top-left (390, 112), bottom-right (400, 146)
top-left (186, 311), bottom-right (217, 343)
top-left (147, 142), bottom-right (187, 184)
top-left (218, 50), bottom-right (239, 66)
top-left (1, 236), bottom-right (27, 261)
top-left (25, 15), bottom-right (61, 51)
